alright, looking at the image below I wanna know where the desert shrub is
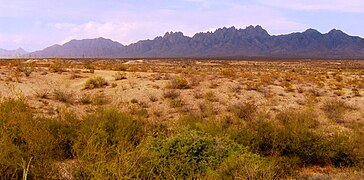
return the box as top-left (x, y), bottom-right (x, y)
top-left (170, 98), bottom-right (184, 108)
top-left (143, 130), bottom-right (242, 179)
top-left (113, 64), bottom-right (128, 71)
top-left (205, 91), bottom-right (218, 102)
top-left (92, 93), bottom-right (111, 106)
top-left (169, 76), bottom-right (190, 89)
top-left (79, 93), bottom-right (92, 104)
top-left (34, 88), bottom-right (50, 99)
top-left (149, 95), bottom-right (158, 102)
top-left (49, 58), bottom-right (65, 73)
top-left (322, 99), bottom-right (350, 123)
top-left (53, 89), bottom-right (74, 103)
top-left (163, 90), bottom-right (180, 99)
top-left (229, 102), bottom-right (257, 121)
top-left (210, 153), bottom-right (277, 180)
top-left (220, 68), bottom-right (236, 77)
top-left (0, 98), bottom-right (64, 179)
top-left (113, 71), bottom-right (127, 81)
top-left (84, 76), bottom-right (108, 89)
top-left (230, 109), bottom-right (360, 167)
top-left (17, 62), bottom-right (35, 77)
top-left (72, 109), bottom-right (145, 178)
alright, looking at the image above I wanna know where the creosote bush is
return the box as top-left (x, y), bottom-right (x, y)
top-left (113, 71), bottom-right (127, 80)
top-left (169, 76), bottom-right (190, 89)
top-left (0, 97), bottom-right (362, 179)
top-left (49, 58), bottom-right (65, 73)
top-left (322, 99), bottom-right (351, 123)
top-left (84, 76), bottom-right (108, 89)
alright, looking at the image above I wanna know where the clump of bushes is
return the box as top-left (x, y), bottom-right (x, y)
top-left (163, 90), bottom-right (180, 99)
top-left (322, 99), bottom-right (351, 123)
top-left (113, 71), bottom-right (127, 80)
top-left (53, 89), bottom-right (74, 103)
top-left (169, 76), bottom-right (190, 89)
top-left (84, 76), bottom-right (108, 89)
top-left (17, 61), bottom-right (35, 77)
top-left (0, 97), bottom-right (362, 179)
top-left (229, 102), bottom-right (257, 121)
top-left (72, 109), bottom-right (146, 179)
top-left (0, 98), bottom-right (77, 179)
top-left (230, 109), bottom-right (360, 167)
top-left (144, 130), bottom-right (242, 179)
top-left (49, 58), bottom-right (65, 73)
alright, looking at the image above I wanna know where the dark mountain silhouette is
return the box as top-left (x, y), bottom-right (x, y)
top-left (27, 26), bottom-right (364, 59)
top-left (29, 37), bottom-right (124, 58)
top-left (0, 48), bottom-right (28, 58)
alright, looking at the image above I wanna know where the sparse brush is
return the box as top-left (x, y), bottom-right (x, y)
top-left (92, 93), bottom-right (110, 105)
top-left (113, 71), bottom-right (127, 81)
top-left (169, 76), bottom-right (190, 89)
top-left (149, 95), bottom-right (158, 102)
top-left (322, 99), bottom-right (351, 123)
top-left (205, 91), bottom-right (218, 102)
top-left (220, 68), bottom-right (236, 77)
top-left (53, 89), bottom-right (74, 103)
top-left (164, 90), bottom-right (180, 99)
top-left (229, 102), bottom-right (257, 121)
top-left (170, 98), bottom-right (184, 108)
top-left (17, 62), bottom-right (35, 77)
top-left (84, 76), bottom-right (108, 89)
top-left (34, 89), bottom-right (50, 99)
top-left (79, 93), bottom-right (92, 104)
top-left (49, 58), bottom-right (65, 73)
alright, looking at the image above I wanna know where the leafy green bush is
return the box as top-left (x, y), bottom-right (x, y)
top-left (144, 130), bottom-right (242, 179)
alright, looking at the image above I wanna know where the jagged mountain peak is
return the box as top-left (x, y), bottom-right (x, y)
top-left (304, 28), bottom-right (321, 35)
top-left (25, 25), bottom-right (364, 59)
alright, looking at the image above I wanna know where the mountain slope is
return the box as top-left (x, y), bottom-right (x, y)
top-left (26, 26), bottom-right (364, 59)
top-left (30, 37), bottom-right (124, 58)
top-left (0, 48), bottom-right (28, 58)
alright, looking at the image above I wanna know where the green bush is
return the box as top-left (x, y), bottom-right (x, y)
top-left (72, 109), bottom-right (145, 178)
top-left (0, 98), bottom-right (63, 179)
top-left (144, 130), bottom-right (242, 179)
top-left (211, 153), bottom-right (277, 180)
top-left (230, 109), bottom-right (360, 167)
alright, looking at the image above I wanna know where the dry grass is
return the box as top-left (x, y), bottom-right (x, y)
top-left (0, 58), bottom-right (363, 179)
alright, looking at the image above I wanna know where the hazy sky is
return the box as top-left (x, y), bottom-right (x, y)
top-left (1, 0), bottom-right (364, 51)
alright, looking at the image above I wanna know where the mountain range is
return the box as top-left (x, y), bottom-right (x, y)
top-left (3, 25), bottom-right (364, 59)
top-left (0, 48), bottom-right (28, 58)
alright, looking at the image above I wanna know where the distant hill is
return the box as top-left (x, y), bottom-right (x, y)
top-left (0, 48), bottom-right (28, 58)
top-left (29, 37), bottom-right (124, 58)
top-left (26, 26), bottom-right (364, 59)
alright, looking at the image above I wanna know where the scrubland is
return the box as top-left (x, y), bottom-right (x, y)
top-left (0, 58), bottom-right (363, 179)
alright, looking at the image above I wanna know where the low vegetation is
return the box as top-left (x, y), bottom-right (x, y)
top-left (84, 76), bottom-right (108, 89)
top-left (0, 59), bottom-right (363, 179)
top-left (0, 97), bottom-right (362, 179)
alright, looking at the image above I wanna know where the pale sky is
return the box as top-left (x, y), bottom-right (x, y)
top-left (1, 0), bottom-right (364, 51)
